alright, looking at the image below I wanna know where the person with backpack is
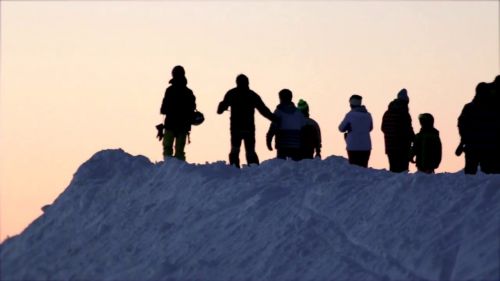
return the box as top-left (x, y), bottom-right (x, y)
top-left (217, 74), bottom-right (275, 168)
top-left (158, 65), bottom-right (196, 161)
top-left (381, 89), bottom-right (415, 172)
top-left (338, 94), bottom-right (373, 168)
top-left (297, 99), bottom-right (322, 159)
top-left (266, 89), bottom-right (307, 160)
top-left (410, 113), bottom-right (442, 173)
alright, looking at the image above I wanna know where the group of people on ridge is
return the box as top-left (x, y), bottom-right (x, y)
top-left (157, 65), bottom-right (499, 174)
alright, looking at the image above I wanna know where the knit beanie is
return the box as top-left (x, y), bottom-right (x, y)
top-left (397, 88), bottom-right (409, 101)
top-left (297, 99), bottom-right (309, 116)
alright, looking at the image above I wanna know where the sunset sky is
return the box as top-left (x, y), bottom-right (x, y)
top-left (0, 1), bottom-right (498, 241)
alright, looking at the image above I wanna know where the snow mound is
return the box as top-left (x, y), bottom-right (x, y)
top-left (1, 149), bottom-right (499, 280)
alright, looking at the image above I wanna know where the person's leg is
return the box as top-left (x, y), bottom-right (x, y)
top-left (388, 153), bottom-right (408, 172)
top-left (243, 131), bottom-right (259, 165)
top-left (173, 133), bottom-right (187, 161)
top-left (162, 130), bottom-right (175, 159)
top-left (229, 131), bottom-right (243, 168)
top-left (360, 150), bottom-right (370, 168)
top-left (347, 151), bottom-right (370, 168)
top-left (464, 150), bottom-right (479, 174)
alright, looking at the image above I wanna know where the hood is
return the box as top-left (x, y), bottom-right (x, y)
top-left (169, 76), bottom-right (188, 86)
top-left (351, 105), bottom-right (368, 113)
top-left (277, 102), bottom-right (297, 114)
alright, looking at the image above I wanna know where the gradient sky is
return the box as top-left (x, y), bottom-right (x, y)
top-left (0, 1), bottom-right (498, 241)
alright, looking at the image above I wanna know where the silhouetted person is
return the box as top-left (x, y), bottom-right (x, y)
top-left (159, 65), bottom-right (196, 161)
top-left (381, 89), bottom-right (415, 172)
top-left (492, 75), bottom-right (500, 173)
top-left (458, 82), bottom-right (498, 174)
top-left (410, 113), bottom-right (442, 174)
top-left (217, 74), bottom-right (275, 168)
top-left (338, 95), bottom-right (373, 168)
top-left (266, 89), bottom-right (306, 160)
top-left (297, 99), bottom-right (322, 159)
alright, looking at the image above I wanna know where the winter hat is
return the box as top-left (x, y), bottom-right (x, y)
top-left (297, 99), bottom-right (309, 116)
top-left (171, 65), bottom-right (185, 78)
top-left (279, 89), bottom-right (293, 103)
top-left (397, 88), bottom-right (409, 101)
top-left (349, 94), bottom-right (362, 107)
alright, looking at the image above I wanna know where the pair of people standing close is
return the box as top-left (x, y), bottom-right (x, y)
top-left (381, 89), bottom-right (442, 173)
top-left (266, 89), bottom-right (322, 161)
top-left (218, 77), bottom-right (322, 168)
top-left (380, 89), bottom-right (441, 173)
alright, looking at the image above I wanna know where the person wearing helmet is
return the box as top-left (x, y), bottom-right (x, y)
top-left (410, 113), bottom-right (442, 173)
top-left (297, 99), bottom-right (322, 159)
top-left (266, 89), bottom-right (307, 160)
top-left (159, 65), bottom-right (196, 161)
top-left (217, 74), bottom-right (275, 168)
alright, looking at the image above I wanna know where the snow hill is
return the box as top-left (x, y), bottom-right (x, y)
top-left (1, 149), bottom-right (499, 281)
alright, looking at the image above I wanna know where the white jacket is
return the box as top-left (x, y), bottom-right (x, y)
top-left (338, 106), bottom-right (373, 151)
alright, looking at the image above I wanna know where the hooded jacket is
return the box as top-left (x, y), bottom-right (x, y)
top-left (338, 106), bottom-right (373, 151)
top-left (267, 102), bottom-right (306, 149)
top-left (411, 127), bottom-right (442, 171)
top-left (160, 77), bottom-right (196, 134)
top-left (381, 99), bottom-right (415, 154)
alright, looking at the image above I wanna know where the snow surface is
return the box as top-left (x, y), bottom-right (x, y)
top-left (1, 149), bottom-right (499, 281)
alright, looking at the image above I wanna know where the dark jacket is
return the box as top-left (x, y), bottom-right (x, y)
top-left (217, 86), bottom-right (274, 132)
top-left (458, 96), bottom-right (498, 151)
top-left (301, 117), bottom-right (322, 156)
top-left (160, 77), bottom-right (196, 134)
top-left (411, 127), bottom-right (442, 171)
top-left (381, 99), bottom-right (415, 154)
top-left (267, 102), bottom-right (306, 149)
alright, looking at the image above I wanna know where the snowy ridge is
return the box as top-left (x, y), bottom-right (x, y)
top-left (1, 149), bottom-right (499, 281)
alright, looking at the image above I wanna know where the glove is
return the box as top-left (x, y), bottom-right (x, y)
top-left (156, 124), bottom-right (164, 141)
top-left (455, 143), bottom-right (464, 156)
top-left (266, 140), bottom-right (273, 151)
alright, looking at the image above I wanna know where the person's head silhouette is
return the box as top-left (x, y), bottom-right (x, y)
top-left (236, 74), bottom-right (249, 89)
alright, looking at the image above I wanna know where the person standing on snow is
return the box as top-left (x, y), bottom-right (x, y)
top-left (297, 99), bottom-right (322, 159)
top-left (159, 65), bottom-right (196, 161)
top-left (217, 74), bottom-right (275, 168)
top-left (411, 113), bottom-right (442, 174)
top-left (381, 88), bottom-right (415, 172)
top-left (338, 94), bottom-right (373, 168)
top-left (266, 89), bottom-right (306, 161)
top-left (457, 82), bottom-right (498, 174)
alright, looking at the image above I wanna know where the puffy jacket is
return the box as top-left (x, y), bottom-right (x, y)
top-left (217, 86), bottom-right (274, 132)
top-left (411, 127), bottom-right (442, 171)
top-left (160, 77), bottom-right (196, 134)
top-left (301, 117), bottom-right (322, 154)
top-left (267, 102), bottom-right (306, 149)
top-left (338, 106), bottom-right (373, 151)
top-left (381, 99), bottom-right (415, 154)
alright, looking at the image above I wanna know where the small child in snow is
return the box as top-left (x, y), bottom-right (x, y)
top-left (410, 113), bottom-right (442, 173)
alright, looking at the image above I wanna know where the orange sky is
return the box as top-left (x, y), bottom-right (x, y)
top-left (1, 1), bottom-right (498, 241)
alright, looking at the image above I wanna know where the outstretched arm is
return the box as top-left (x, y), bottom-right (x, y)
top-left (217, 92), bottom-right (231, 114)
top-left (255, 95), bottom-right (276, 122)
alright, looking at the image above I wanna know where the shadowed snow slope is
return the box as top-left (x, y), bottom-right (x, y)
top-left (1, 149), bottom-right (499, 281)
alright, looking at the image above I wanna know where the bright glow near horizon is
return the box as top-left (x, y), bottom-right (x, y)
top-left (0, 1), bottom-right (498, 241)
